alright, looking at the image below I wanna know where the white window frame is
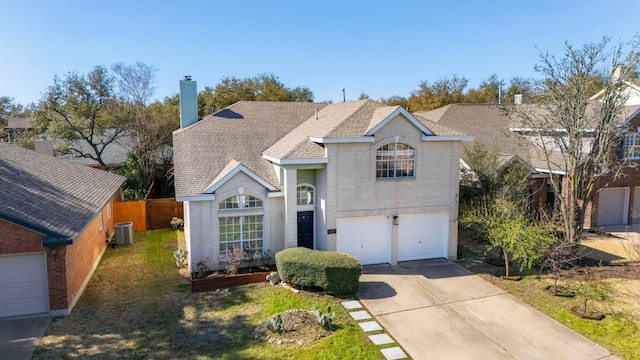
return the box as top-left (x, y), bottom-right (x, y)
top-left (218, 214), bottom-right (264, 259)
top-left (296, 184), bottom-right (315, 208)
top-left (218, 195), bottom-right (265, 259)
top-left (219, 195), bottom-right (263, 210)
top-left (623, 133), bottom-right (640, 160)
top-left (376, 142), bottom-right (416, 179)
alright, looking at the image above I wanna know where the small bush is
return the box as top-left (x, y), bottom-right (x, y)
top-left (275, 247), bottom-right (361, 295)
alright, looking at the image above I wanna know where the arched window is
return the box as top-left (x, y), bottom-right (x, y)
top-left (297, 185), bottom-right (315, 205)
top-left (376, 143), bottom-right (416, 179)
top-left (219, 195), bottom-right (263, 210)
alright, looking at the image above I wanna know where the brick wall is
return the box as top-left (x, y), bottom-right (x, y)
top-left (61, 196), bottom-right (115, 312)
top-left (0, 220), bottom-right (45, 253)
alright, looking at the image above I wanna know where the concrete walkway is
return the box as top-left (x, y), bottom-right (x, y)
top-left (0, 314), bottom-right (50, 360)
top-left (358, 260), bottom-right (620, 360)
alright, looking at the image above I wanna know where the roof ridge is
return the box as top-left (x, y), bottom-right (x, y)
top-left (324, 100), bottom-right (382, 138)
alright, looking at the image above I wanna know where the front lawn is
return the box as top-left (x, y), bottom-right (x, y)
top-left (458, 228), bottom-right (640, 360)
top-left (34, 230), bottom-right (384, 359)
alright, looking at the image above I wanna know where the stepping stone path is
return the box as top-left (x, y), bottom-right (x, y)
top-left (341, 300), bottom-right (408, 360)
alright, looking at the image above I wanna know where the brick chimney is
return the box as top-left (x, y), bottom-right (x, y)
top-left (179, 76), bottom-right (198, 128)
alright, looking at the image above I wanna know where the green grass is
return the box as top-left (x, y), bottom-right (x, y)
top-left (34, 230), bottom-right (384, 360)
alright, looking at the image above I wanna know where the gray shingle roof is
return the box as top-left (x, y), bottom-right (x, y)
top-left (174, 100), bottom-right (469, 198)
top-left (0, 143), bottom-right (125, 240)
top-left (173, 101), bottom-right (324, 197)
top-left (416, 104), bottom-right (532, 159)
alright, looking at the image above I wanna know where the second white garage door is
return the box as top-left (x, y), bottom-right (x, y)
top-left (597, 187), bottom-right (629, 226)
top-left (0, 253), bottom-right (49, 317)
top-left (398, 212), bottom-right (448, 261)
top-left (337, 215), bottom-right (390, 265)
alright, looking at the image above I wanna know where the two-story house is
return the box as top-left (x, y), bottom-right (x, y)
top-left (172, 79), bottom-right (472, 271)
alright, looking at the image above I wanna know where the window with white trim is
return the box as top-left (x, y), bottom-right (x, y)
top-left (219, 215), bottom-right (264, 258)
top-left (376, 143), bottom-right (416, 179)
top-left (218, 195), bottom-right (264, 258)
top-left (219, 195), bottom-right (263, 210)
top-left (623, 133), bottom-right (640, 160)
top-left (297, 185), bottom-right (314, 205)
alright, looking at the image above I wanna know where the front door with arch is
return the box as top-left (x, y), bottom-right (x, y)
top-left (297, 211), bottom-right (314, 248)
top-left (296, 182), bottom-right (315, 249)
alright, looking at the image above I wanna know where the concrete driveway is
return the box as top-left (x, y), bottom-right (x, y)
top-left (0, 314), bottom-right (50, 360)
top-left (358, 260), bottom-right (620, 360)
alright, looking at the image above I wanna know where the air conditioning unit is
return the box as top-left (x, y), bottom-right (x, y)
top-left (115, 222), bottom-right (134, 246)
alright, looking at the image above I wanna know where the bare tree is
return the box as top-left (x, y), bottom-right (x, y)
top-left (112, 62), bottom-right (178, 198)
top-left (511, 36), bottom-right (640, 246)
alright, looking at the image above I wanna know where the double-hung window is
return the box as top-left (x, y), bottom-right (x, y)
top-left (218, 195), bottom-right (264, 258)
top-left (623, 133), bottom-right (640, 160)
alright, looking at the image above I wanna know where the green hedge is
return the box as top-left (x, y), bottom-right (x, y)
top-left (275, 247), bottom-right (362, 295)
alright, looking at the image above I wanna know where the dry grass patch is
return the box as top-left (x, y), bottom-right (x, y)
top-left (34, 229), bottom-right (384, 360)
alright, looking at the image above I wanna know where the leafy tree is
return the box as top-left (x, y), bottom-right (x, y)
top-left (379, 95), bottom-right (409, 109)
top-left (112, 152), bottom-right (144, 200)
top-left (407, 75), bottom-right (468, 111)
top-left (511, 36), bottom-right (640, 247)
top-left (358, 91), bottom-right (370, 100)
top-left (0, 96), bottom-right (13, 126)
top-left (463, 197), bottom-right (555, 277)
top-left (34, 65), bottom-right (127, 169)
top-left (461, 143), bottom-right (552, 277)
top-left (205, 73), bottom-right (313, 113)
top-left (466, 74), bottom-right (505, 104)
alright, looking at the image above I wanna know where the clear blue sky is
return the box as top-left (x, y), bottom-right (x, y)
top-left (1, 0), bottom-right (639, 105)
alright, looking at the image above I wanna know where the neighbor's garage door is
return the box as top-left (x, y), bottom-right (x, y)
top-left (0, 253), bottom-right (48, 317)
top-left (597, 187), bottom-right (629, 226)
top-left (398, 212), bottom-right (448, 261)
top-left (337, 215), bottom-right (391, 265)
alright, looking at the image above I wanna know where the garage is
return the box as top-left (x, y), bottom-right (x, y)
top-left (398, 212), bottom-right (448, 261)
top-left (337, 215), bottom-right (391, 265)
top-left (597, 187), bottom-right (629, 226)
top-left (0, 253), bottom-right (48, 317)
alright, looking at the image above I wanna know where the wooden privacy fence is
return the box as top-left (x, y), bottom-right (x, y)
top-left (146, 198), bottom-right (184, 230)
top-left (113, 200), bottom-right (146, 232)
top-left (113, 198), bottom-right (183, 232)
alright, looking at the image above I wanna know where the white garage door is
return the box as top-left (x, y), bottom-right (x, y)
top-left (597, 188), bottom-right (629, 226)
top-left (0, 253), bottom-right (49, 317)
top-left (337, 215), bottom-right (390, 265)
top-left (398, 212), bottom-right (448, 261)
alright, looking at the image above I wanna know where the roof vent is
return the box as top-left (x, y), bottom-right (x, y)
top-left (184, 75), bottom-right (192, 81)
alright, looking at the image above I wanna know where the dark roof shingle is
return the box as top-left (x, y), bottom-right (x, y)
top-left (0, 143), bottom-right (125, 240)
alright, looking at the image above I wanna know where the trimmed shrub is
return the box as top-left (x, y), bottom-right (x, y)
top-left (275, 247), bottom-right (361, 295)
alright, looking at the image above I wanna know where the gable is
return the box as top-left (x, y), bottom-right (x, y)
top-left (201, 160), bottom-right (278, 195)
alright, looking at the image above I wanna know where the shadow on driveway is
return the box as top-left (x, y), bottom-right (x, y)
top-left (0, 314), bottom-right (50, 360)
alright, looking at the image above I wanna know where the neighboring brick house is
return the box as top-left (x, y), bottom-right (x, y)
top-left (416, 102), bottom-right (640, 228)
top-left (173, 79), bottom-right (471, 271)
top-left (0, 143), bottom-right (125, 317)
